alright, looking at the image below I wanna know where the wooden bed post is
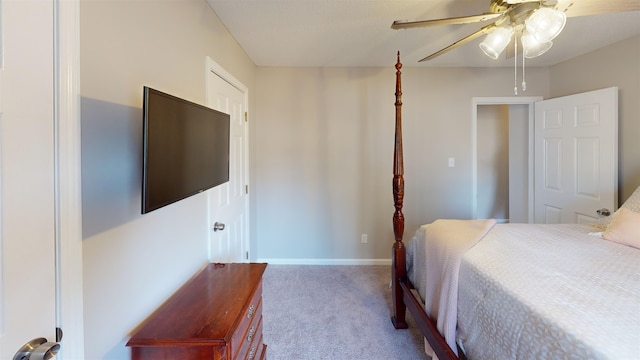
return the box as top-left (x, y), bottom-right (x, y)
top-left (391, 52), bottom-right (408, 329)
top-left (387, 53), bottom-right (461, 360)
top-left (383, 52), bottom-right (613, 360)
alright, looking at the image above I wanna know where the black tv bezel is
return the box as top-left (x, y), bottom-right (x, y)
top-left (141, 86), bottom-right (230, 214)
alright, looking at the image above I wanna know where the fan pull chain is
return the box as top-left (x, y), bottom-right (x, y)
top-left (514, 39), bottom-right (518, 95)
top-left (522, 51), bottom-right (527, 92)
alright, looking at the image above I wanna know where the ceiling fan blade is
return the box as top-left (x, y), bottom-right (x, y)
top-left (392, 13), bottom-right (502, 30)
top-left (554, 0), bottom-right (640, 17)
top-left (419, 25), bottom-right (495, 62)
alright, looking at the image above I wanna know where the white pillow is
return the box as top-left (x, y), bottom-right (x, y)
top-left (602, 207), bottom-right (640, 249)
top-left (620, 186), bottom-right (640, 213)
top-left (596, 186), bottom-right (640, 230)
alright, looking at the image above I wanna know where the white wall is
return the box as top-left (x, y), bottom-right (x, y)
top-left (79, 1), bottom-right (255, 358)
top-left (254, 66), bottom-right (550, 262)
top-left (550, 35), bottom-right (640, 203)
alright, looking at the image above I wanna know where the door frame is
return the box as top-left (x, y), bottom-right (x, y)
top-left (55, 0), bottom-right (85, 358)
top-left (471, 96), bottom-right (541, 223)
top-left (204, 57), bottom-right (250, 262)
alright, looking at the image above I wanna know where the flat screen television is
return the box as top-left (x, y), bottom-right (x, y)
top-left (142, 86), bottom-right (230, 214)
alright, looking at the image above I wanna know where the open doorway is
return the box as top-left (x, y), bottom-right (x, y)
top-left (472, 97), bottom-right (541, 223)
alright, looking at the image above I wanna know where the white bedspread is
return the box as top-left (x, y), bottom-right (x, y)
top-left (406, 223), bottom-right (640, 359)
top-left (421, 219), bottom-right (496, 358)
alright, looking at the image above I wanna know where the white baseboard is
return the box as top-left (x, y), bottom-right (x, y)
top-left (257, 258), bottom-right (392, 266)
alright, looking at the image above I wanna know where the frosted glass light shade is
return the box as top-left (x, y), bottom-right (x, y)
top-left (525, 7), bottom-right (566, 43)
top-left (479, 26), bottom-right (514, 60)
top-left (521, 32), bottom-right (553, 58)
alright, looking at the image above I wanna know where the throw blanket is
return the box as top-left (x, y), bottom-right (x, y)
top-left (422, 219), bottom-right (496, 359)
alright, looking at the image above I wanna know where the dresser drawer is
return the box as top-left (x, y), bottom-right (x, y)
top-left (246, 332), bottom-right (266, 360)
top-left (231, 281), bottom-right (263, 358)
top-left (247, 318), bottom-right (264, 360)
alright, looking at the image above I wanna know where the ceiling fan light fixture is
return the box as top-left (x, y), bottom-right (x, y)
top-left (521, 31), bottom-right (553, 58)
top-left (479, 26), bottom-right (514, 60)
top-left (525, 7), bottom-right (566, 43)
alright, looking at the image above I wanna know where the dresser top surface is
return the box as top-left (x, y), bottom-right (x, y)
top-left (127, 262), bottom-right (267, 346)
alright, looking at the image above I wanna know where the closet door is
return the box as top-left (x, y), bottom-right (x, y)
top-left (207, 58), bottom-right (250, 263)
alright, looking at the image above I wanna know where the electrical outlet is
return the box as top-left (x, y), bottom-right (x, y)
top-left (361, 234), bottom-right (368, 243)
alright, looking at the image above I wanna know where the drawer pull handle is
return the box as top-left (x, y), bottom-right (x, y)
top-left (247, 326), bottom-right (256, 343)
top-left (248, 346), bottom-right (256, 360)
top-left (247, 304), bottom-right (256, 319)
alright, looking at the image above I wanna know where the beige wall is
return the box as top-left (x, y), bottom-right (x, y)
top-left (78, 3), bottom-right (639, 355)
top-left (253, 36), bottom-right (639, 263)
top-left (80, 1), bottom-right (255, 358)
top-left (254, 66), bottom-right (550, 261)
top-left (550, 35), bottom-right (640, 203)
top-left (508, 104), bottom-right (531, 223)
top-left (477, 105), bottom-right (510, 221)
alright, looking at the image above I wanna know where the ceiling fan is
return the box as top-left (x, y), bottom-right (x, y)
top-left (392, 0), bottom-right (640, 62)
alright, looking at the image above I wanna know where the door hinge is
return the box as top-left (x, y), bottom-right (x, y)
top-left (244, 111), bottom-right (248, 122)
top-left (245, 185), bottom-right (249, 194)
top-left (246, 251), bottom-right (249, 260)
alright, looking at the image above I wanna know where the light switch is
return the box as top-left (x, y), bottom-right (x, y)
top-left (448, 157), bottom-right (455, 167)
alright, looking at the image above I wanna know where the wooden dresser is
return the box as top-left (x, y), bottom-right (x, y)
top-left (127, 263), bottom-right (267, 360)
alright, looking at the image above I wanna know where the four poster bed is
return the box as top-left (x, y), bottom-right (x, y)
top-left (389, 53), bottom-right (640, 360)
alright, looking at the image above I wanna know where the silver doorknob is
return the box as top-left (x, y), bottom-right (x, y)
top-left (14, 338), bottom-right (60, 360)
top-left (596, 208), bottom-right (611, 217)
top-left (213, 222), bottom-right (226, 232)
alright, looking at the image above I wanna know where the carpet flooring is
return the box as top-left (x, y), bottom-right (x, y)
top-left (262, 265), bottom-right (428, 360)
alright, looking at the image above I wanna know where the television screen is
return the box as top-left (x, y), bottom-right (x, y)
top-left (142, 86), bottom-right (230, 214)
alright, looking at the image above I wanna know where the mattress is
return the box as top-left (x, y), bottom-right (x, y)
top-left (405, 223), bottom-right (640, 359)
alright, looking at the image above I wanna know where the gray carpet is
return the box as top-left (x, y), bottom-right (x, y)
top-left (262, 265), bottom-right (428, 360)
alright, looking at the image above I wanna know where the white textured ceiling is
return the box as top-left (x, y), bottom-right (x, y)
top-left (207, 0), bottom-right (640, 67)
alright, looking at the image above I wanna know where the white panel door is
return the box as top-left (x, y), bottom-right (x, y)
top-left (534, 87), bottom-right (618, 224)
top-left (0, 1), bottom-right (59, 359)
top-left (206, 59), bottom-right (249, 263)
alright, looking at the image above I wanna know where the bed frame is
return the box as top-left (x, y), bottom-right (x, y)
top-left (390, 52), bottom-right (461, 360)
